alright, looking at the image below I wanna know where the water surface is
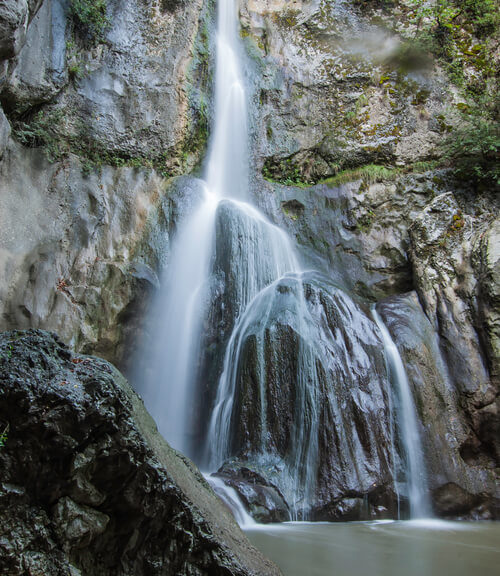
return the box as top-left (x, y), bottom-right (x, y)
top-left (245, 520), bottom-right (500, 576)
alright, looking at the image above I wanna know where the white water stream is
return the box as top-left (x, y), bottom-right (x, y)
top-left (138, 0), bottom-right (300, 465)
top-left (137, 0), bottom-right (431, 524)
top-left (372, 307), bottom-right (431, 518)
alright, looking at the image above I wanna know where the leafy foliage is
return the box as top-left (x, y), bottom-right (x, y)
top-left (442, 100), bottom-right (500, 187)
top-left (401, 0), bottom-right (499, 188)
top-left (69, 0), bottom-right (109, 44)
top-left (12, 108), bottom-right (172, 177)
top-left (13, 109), bottom-right (67, 162)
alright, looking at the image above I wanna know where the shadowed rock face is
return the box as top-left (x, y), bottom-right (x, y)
top-left (0, 330), bottom-right (281, 576)
top-left (379, 292), bottom-right (499, 520)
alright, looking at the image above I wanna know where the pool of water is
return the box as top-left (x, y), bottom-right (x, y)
top-left (245, 520), bottom-right (500, 576)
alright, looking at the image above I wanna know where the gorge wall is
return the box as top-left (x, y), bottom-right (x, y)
top-left (0, 0), bottom-right (498, 524)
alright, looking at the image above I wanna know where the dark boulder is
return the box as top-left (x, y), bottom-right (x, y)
top-left (0, 329), bottom-right (281, 576)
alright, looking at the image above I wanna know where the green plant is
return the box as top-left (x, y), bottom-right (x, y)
top-left (13, 109), bottom-right (67, 162)
top-left (68, 62), bottom-right (84, 80)
top-left (357, 208), bottom-right (376, 232)
top-left (441, 102), bottom-right (499, 187)
top-left (0, 424), bottom-right (9, 448)
top-left (69, 0), bottom-right (109, 44)
top-left (322, 164), bottom-right (400, 188)
top-left (262, 157), bottom-right (313, 187)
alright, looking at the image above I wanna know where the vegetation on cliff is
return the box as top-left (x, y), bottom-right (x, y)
top-left (362, 0), bottom-right (499, 188)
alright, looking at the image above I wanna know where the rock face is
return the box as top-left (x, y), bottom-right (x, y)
top-left (0, 0), bottom-right (44, 60)
top-left (219, 274), bottom-right (397, 521)
top-left (241, 0), bottom-right (452, 184)
top-left (0, 329), bottom-right (281, 576)
top-left (0, 0), bottom-right (213, 369)
top-left (379, 293), bottom-right (499, 520)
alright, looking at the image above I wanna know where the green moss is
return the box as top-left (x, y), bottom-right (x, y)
top-left (272, 9), bottom-right (300, 28)
top-left (356, 208), bottom-right (376, 232)
top-left (0, 424), bottom-right (8, 449)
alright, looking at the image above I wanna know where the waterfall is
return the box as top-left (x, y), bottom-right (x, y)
top-left (137, 0), bottom-right (432, 524)
top-left (137, 0), bottom-right (300, 466)
top-left (204, 474), bottom-right (256, 527)
top-left (134, 0), bottom-right (252, 455)
top-left (138, 185), bottom-right (218, 454)
top-left (205, 273), bottom-right (322, 520)
top-left (206, 0), bottom-right (248, 199)
top-left (372, 307), bottom-right (431, 519)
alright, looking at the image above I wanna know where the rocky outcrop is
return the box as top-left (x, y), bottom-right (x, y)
top-left (379, 292), bottom-right (499, 520)
top-left (0, 0), bottom-right (214, 368)
top-left (256, 169), bottom-right (449, 299)
top-left (1, 0), bottom-right (212, 164)
top-left (408, 193), bottom-right (499, 472)
top-left (215, 465), bottom-right (290, 524)
top-left (0, 329), bottom-right (281, 575)
top-left (0, 144), bottom-right (169, 372)
top-left (205, 272), bottom-right (401, 521)
top-left (0, 0), bottom-right (44, 60)
top-left (241, 0), bottom-right (454, 184)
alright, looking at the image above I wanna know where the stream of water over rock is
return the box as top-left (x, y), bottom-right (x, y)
top-left (136, 0), bottom-right (432, 523)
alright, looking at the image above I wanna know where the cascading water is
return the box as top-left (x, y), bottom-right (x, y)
top-left (137, 0), bottom-right (431, 524)
top-left (135, 0), bottom-right (252, 455)
top-left (137, 0), bottom-right (301, 476)
top-left (205, 272), bottom-right (322, 520)
top-left (372, 307), bottom-right (431, 519)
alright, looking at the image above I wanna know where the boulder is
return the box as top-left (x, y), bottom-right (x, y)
top-left (0, 329), bottom-right (281, 575)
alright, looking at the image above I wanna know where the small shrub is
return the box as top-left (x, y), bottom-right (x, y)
top-left (13, 109), bottom-right (67, 162)
top-left (68, 62), bottom-right (84, 80)
top-left (69, 0), bottom-right (109, 44)
top-left (442, 111), bottom-right (499, 187)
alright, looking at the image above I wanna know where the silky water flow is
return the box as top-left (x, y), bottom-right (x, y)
top-left (136, 0), bottom-right (431, 523)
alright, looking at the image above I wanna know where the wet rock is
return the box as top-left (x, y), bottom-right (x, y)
top-left (0, 107), bottom-right (10, 158)
top-left (475, 218), bottom-right (500, 385)
top-left (432, 483), bottom-right (498, 520)
top-left (215, 272), bottom-right (398, 520)
top-left (409, 193), bottom-right (499, 469)
top-left (216, 464), bottom-right (290, 523)
top-left (52, 497), bottom-right (110, 550)
top-left (379, 292), bottom-right (499, 519)
top-left (0, 329), bottom-right (281, 576)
